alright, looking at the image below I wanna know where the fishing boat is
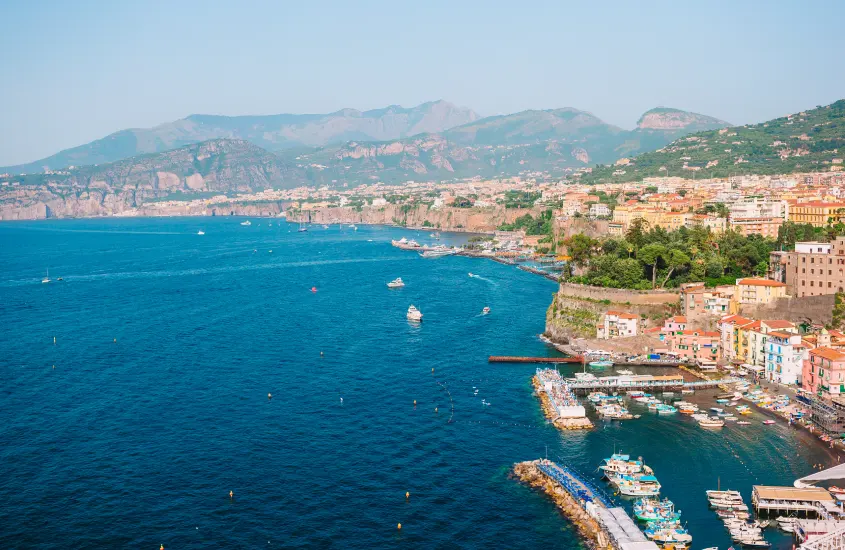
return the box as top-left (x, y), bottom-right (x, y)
top-left (617, 369), bottom-right (634, 375)
top-left (597, 404), bottom-right (634, 420)
top-left (710, 407), bottom-right (724, 413)
top-left (633, 498), bottom-right (680, 523)
top-left (387, 278), bottom-right (405, 288)
top-left (589, 360), bottom-right (614, 368)
top-left (42, 268), bottom-right (51, 284)
top-left (240, 220), bottom-right (251, 226)
top-left (656, 404), bottom-right (678, 414)
top-left (600, 454), bottom-right (650, 476)
top-left (406, 305), bottom-right (423, 322)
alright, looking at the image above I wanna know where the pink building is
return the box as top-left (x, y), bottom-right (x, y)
top-left (665, 330), bottom-right (721, 363)
top-left (803, 347), bottom-right (845, 397)
top-left (662, 315), bottom-right (688, 333)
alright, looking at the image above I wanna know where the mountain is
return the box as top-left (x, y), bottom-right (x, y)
top-left (0, 139), bottom-right (304, 219)
top-left (3, 100), bottom-right (480, 174)
top-left (579, 99), bottom-right (845, 184)
top-left (281, 107), bottom-right (730, 186)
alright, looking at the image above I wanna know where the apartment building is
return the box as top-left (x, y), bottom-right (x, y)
top-left (734, 278), bottom-right (788, 305)
top-left (717, 314), bottom-right (752, 364)
top-left (789, 201), bottom-right (845, 227)
top-left (597, 311), bottom-right (639, 339)
top-left (680, 283), bottom-right (736, 317)
top-left (728, 217), bottom-right (783, 238)
top-left (665, 330), bottom-right (721, 362)
top-left (783, 238), bottom-right (845, 297)
top-left (765, 331), bottom-right (807, 385)
top-left (803, 347), bottom-right (845, 398)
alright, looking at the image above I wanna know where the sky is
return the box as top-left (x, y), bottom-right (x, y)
top-left (1, 0), bottom-right (844, 166)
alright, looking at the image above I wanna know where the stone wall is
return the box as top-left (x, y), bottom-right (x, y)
top-left (741, 294), bottom-right (834, 325)
top-left (556, 282), bottom-right (680, 305)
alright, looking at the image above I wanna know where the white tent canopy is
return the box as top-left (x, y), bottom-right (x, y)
top-left (795, 463), bottom-right (845, 487)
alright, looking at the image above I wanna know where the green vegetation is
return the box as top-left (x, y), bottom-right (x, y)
top-left (580, 99), bottom-right (845, 184)
top-left (500, 190), bottom-right (541, 208)
top-left (831, 292), bottom-right (845, 330)
top-left (562, 220), bottom-right (775, 289)
top-left (452, 196), bottom-right (474, 208)
top-left (497, 209), bottom-right (553, 236)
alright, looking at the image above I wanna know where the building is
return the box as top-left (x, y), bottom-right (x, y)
top-left (729, 197), bottom-right (789, 221)
top-left (597, 311), bottom-right (639, 339)
top-left (728, 217), bottom-right (783, 238)
top-left (765, 331), bottom-right (806, 385)
top-left (768, 251), bottom-right (787, 283)
top-left (662, 315), bottom-right (688, 333)
top-left (806, 395), bottom-right (845, 435)
top-left (803, 347), bottom-right (845, 398)
top-left (685, 214), bottom-right (727, 233)
top-left (734, 278), bottom-right (788, 305)
top-left (783, 238), bottom-right (845, 297)
top-left (589, 203), bottom-right (610, 218)
top-left (665, 330), bottom-right (721, 363)
top-left (789, 201), bottom-right (845, 227)
top-left (680, 283), bottom-right (736, 317)
top-left (717, 314), bottom-right (752, 364)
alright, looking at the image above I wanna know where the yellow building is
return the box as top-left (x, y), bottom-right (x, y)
top-left (734, 278), bottom-right (788, 305)
top-left (789, 201), bottom-right (845, 227)
top-left (611, 205), bottom-right (691, 233)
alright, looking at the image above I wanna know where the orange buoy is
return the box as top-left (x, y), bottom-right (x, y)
top-left (229, 490), bottom-right (234, 499)
top-left (405, 491), bottom-right (410, 500)
top-left (397, 523), bottom-right (402, 530)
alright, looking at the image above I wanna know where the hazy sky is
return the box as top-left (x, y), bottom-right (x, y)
top-left (1, 0), bottom-right (844, 166)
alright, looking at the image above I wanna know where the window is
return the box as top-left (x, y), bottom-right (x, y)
top-left (811, 281), bottom-right (815, 287)
top-left (811, 269), bottom-right (815, 274)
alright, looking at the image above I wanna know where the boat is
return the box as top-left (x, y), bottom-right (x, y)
top-left (763, 420), bottom-right (776, 425)
top-left (589, 360), bottom-right (614, 368)
top-left (468, 272), bottom-right (474, 277)
top-left (710, 407), bottom-right (724, 413)
top-left (387, 278), bottom-right (405, 289)
top-left (240, 220), bottom-right (251, 226)
top-left (597, 404), bottom-right (634, 420)
top-left (828, 486), bottom-right (845, 495)
top-left (406, 305), bottom-right (423, 322)
top-left (656, 404), bottom-right (678, 414)
top-left (322, 224), bottom-right (329, 229)
top-left (419, 246), bottom-right (455, 258)
top-left (699, 417), bottom-right (725, 428)
top-left (481, 307), bottom-right (490, 315)
top-left (56, 277), bottom-right (63, 281)
top-left (736, 421), bottom-right (751, 425)
top-left (197, 230), bottom-right (205, 235)
top-left (617, 369), bottom-right (634, 375)
top-left (634, 498), bottom-right (680, 523)
top-left (42, 268), bottom-right (51, 284)
top-left (600, 454), bottom-right (650, 476)
top-left (588, 392), bottom-right (609, 404)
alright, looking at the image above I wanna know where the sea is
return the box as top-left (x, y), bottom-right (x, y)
top-left (0, 217), bottom-right (837, 549)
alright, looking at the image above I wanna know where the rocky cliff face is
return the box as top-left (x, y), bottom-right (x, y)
top-left (0, 139), bottom-right (302, 220)
top-left (636, 108), bottom-right (729, 132)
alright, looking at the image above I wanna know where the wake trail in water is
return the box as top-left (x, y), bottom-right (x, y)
top-left (468, 274), bottom-right (497, 286)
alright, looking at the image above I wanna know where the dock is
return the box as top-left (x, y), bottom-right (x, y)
top-left (752, 486), bottom-right (840, 519)
top-left (565, 375), bottom-right (740, 395)
top-left (515, 459), bottom-right (659, 550)
top-left (489, 355), bottom-right (583, 364)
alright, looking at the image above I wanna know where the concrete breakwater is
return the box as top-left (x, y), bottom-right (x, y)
top-left (532, 372), bottom-right (593, 430)
top-left (512, 460), bottom-right (610, 549)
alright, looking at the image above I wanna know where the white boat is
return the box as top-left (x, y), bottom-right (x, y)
top-left (42, 268), bottom-right (51, 284)
top-left (419, 246), bottom-right (455, 258)
top-left (407, 305), bottom-right (423, 322)
top-left (240, 220), bottom-right (251, 226)
top-left (197, 230), bottom-right (205, 235)
top-left (482, 307), bottom-right (490, 315)
top-left (322, 224), bottom-right (329, 229)
top-left (699, 417), bottom-right (725, 428)
top-left (387, 278), bottom-right (405, 288)
top-left (617, 369), bottom-right (634, 375)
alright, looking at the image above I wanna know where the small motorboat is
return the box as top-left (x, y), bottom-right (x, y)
top-left (482, 307), bottom-right (490, 315)
top-left (407, 305), bottom-right (423, 322)
top-left (589, 360), bottom-right (614, 368)
top-left (828, 486), bottom-right (845, 495)
top-left (197, 230), bottom-right (205, 235)
top-left (387, 278), bottom-right (405, 288)
top-left (737, 421), bottom-right (752, 425)
top-left (763, 420), bottom-right (776, 425)
top-left (240, 220), bottom-right (251, 226)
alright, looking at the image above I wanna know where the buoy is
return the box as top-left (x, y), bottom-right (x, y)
top-left (311, 287), bottom-right (317, 292)
top-left (53, 364), bottom-right (55, 369)
top-left (435, 407), bottom-right (438, 413)
top-left (405, 491), bottom-right (410, 500)
top-left (113, 338), bottom-right (117, 343)
top-left (53, 336), bottom-right (56, 344)
top-left (431, 368), bottom-right (434, 373)
top-left (413, 400), bottom-right (417, 406)
top-left (229, 490), bottom-right (234, 499)
top-left (320, 351), bottom-right (324, 356)
top-left (397, 523), bottom-right (402, 530)
top-left (268, 393), bottom-right (273, 399)
top-left (161, 546), bottom-right (164, 550)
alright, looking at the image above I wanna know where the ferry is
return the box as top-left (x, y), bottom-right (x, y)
top-left (387, 278), bottom-right (405, 288)
top-left (419, 246), bottom-right (456, 258)
top-left (240, 220), bottom-right (251, 226)
top-left (406, 305), bottom-right (423, 322)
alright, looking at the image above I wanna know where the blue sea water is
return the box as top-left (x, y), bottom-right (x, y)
top-left (0, 218), bottom-right (836, 549)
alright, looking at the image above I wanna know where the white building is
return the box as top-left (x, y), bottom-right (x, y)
top-left (597, 311), bottom-right (639, 339)
top-left (728, 197), bottom-right (789, 222)
top-left (589, 203), bottom-right (611, 218)
top-left (765, 331), bottom-right (807, 385)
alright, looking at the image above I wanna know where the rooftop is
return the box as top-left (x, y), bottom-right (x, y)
top-left (811, 347), bottom-right (845, 362)
top-left (737, 278), bottom-right (787, 287)
top-left (753, 485), bottom-right (834, 502)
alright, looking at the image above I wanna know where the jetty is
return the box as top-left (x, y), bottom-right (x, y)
top-left (490, 355), bottom-right (583, 364)
top-left (752, 486), bottom-right (841, 519)
top-left (534, 369), bottom-right (591, 430)
top-left (513, 459), bottom-right (659, 550)
top-left (564, 374), bottom-right (740, 396)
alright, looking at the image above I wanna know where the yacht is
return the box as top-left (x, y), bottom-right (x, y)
top-left (387, 278), bottom-right (405, 288)
top-left (240, 220), bottom-right (252, 226)
top-left (197, 230), bottom-right (205, 235)
top-left (407, 305), bottom-right (423, 322)
top-left (42, 268), bottom-right (51, 284)
top-left (482, 307), bottom-right (490, 315)
top-left (419, 246), bottom-right (455, 258)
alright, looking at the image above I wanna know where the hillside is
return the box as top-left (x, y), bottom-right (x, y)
top-left (2, 100), bottom-right (480, 174)
top-left (579, 99), bottom-right (845, 184)
top-left (0, 139), bottom-right (304, 219)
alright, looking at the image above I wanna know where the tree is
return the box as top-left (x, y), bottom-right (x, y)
top-left (564, 234), bottom-right (599, 267)
top-left (625, 218), bottom-right (649, 251)
top-left (661, 249), bottom-right (691, 288)
top-left (638, 243), bottom-right (666, 289)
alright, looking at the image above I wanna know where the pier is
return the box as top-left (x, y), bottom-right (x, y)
top-left (752, 486), bottom-right (839, 519)
top-left (564, 375), bottom-right (740, 395)
top-left (516, 459), bottom-right (659, 550)
top-left (489, 355), bottom-right (583, 364)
